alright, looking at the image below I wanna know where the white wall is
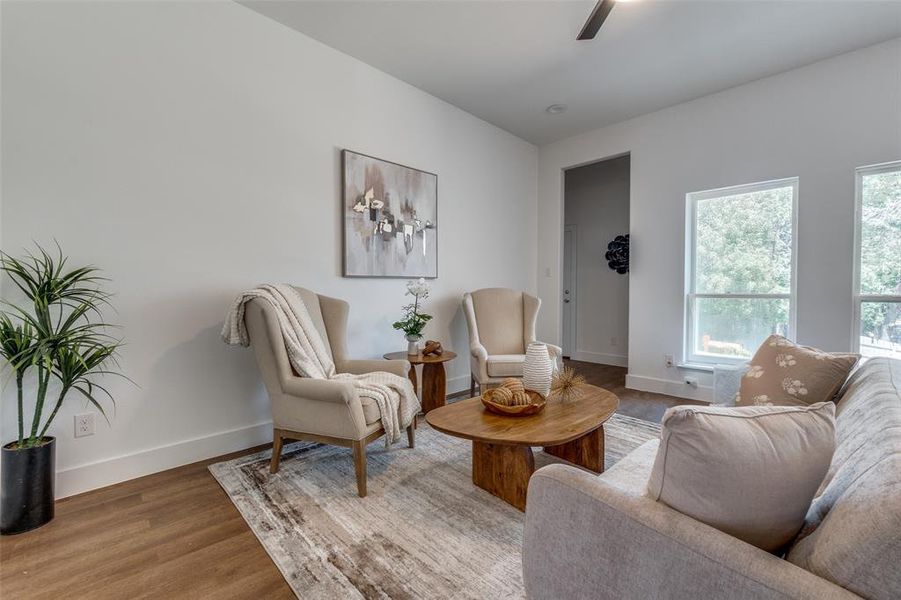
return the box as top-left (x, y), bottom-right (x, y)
top-left (0, 0), bottom-right (537, 497)
top-left (538, 38), bottom-right (901, 401)
top-left (563, 156), bottom-right (630, 366)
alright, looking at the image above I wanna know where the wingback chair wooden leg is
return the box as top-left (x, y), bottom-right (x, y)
top-left (270, 429), bottom-right (284, 474)
top-left (407, 423), bottom-right (415, 449)
top-left (352, 440), bottom-right (367, 497)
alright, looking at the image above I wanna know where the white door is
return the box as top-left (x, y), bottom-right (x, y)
top-left (562, 226), bottom-right (576, 357)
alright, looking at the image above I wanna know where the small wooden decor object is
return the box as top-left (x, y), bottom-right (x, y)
top-left (422, 340), bottom-right (443, 356)
top-left (481, 378), bottom-right (546, 416)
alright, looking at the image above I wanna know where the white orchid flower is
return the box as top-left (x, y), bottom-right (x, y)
top-left (406, 277), bottom-right (430, 299)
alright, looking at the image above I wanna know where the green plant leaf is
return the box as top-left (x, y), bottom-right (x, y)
top-left (1, 243), bottom-right (128, 440)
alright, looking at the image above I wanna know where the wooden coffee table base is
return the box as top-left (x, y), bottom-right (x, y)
top-left (471, 426), bottom-right (606, 511)
top-left (543, 427), bottom-right (605, 474)
top-left (427, 384), bottom-right (619, 512)
top-left (472, 442), bottom-right (535, 511)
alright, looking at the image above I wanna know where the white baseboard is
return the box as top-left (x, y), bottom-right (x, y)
top-left (570, 351), bottom-right (628, 368)
top-left (446, 374), bottom-right (471, 396)
top-left (625, 374), bottom-right (713, 402)
top-left (55, 421), bottom-right (273, 499)
top-left (56, 376), bottom-right (475, 499)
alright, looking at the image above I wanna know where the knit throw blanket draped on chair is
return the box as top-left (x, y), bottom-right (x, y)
top-left (221, 284), bottom-right (419, 445)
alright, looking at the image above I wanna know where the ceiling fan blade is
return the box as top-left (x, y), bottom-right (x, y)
top-left (577, 0), bottom-right (616, 40)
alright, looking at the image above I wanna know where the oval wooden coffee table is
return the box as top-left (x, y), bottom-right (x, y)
top-left (426, 384), bottom-right (618, 510)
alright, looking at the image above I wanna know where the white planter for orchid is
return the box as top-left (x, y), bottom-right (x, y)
top-left (406, 334), bottom-right (422, 356)
top-left (523, 342), bottom-right (554, 396)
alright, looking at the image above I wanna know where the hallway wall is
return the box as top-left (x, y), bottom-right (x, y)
top-left (563, 156), bottom-right (630, 366)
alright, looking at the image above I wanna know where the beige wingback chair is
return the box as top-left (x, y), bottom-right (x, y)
top-left (243, 286), bottom-right (414, 497)
top-left (463, 288), bottom-right (562, 396)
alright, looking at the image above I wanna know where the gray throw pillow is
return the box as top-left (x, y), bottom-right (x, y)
top-left (647, 402), bottom-right (835, 552)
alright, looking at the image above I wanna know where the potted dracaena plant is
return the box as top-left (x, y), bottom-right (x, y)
top-left (0, 244), bottom-right (124, 535)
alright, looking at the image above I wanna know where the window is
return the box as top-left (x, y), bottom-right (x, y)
top-left (853, 161), bottom-right (901, 360)
top-left (685, 178), bottom-right (798, 363)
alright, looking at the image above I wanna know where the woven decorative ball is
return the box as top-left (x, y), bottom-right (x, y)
top-left (492, 387), bottom-right (514, 406)
top-left (501, 378), bottom-right (525, 394)
top-left (512, 391), bottom-right (529, 406)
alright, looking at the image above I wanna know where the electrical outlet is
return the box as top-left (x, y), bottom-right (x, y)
top-left (74, 413), bottom-right (95, 438)
top-left (664, 354), bottom-right (674, 368)
top-left (610, 336), bottom-right (618, 347)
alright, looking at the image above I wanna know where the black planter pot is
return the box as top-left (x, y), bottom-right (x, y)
top-left (1, 437), bottom-right (55, 535)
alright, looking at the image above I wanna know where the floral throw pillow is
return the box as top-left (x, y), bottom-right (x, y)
top-left (738, 335), bottom-right (859, 407)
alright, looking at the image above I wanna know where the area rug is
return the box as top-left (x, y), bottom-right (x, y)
top-left (209, 414), bottom-right (660, 599)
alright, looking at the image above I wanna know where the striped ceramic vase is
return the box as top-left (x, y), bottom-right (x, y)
top-left (523, 342), bottom-right (553, 397)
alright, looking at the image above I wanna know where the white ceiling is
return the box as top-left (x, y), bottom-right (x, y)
top-left (239, 0), bottom-right (901, 145)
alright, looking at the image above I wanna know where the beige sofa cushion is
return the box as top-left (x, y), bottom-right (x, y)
top-left (648, 402), bottom-right (836, 552)
top-left (738, 335), bottom-right (858, 407)
top-left (486, 354), bottom-right (525, 377)
top-left (787, 358), bottom-right (901, 600)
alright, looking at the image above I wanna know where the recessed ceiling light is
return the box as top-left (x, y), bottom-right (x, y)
top-left (545, 104), bottom-right (567, 115)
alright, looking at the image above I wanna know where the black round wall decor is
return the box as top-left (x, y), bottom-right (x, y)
top-left (605, 234), bottom-right (630, 274)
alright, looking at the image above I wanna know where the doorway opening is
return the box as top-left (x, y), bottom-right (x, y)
top-left (562, 154), bottom-right (630, 367)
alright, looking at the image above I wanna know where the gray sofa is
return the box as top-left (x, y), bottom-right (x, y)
top-left (523, 357), bottom-right (900, 599)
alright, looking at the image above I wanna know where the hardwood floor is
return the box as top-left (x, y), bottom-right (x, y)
top-left (0, 446), bottom-right (295, 599)
top-left (564, 359), bottom-right (706, 422)
top-left (0, 363), bottom-right (697, 598)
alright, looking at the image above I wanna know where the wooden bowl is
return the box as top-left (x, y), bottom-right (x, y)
top-left (481, 389), bottom-right (547, 416)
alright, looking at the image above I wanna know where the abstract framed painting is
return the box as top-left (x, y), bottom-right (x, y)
top-left (342, 150), bottom-right (438, 278)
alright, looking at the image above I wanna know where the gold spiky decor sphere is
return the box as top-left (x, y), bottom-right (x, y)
top-left (549, 367), bottom-right (586, 403)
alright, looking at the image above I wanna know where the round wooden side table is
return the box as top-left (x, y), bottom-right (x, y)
top-left (383, 350), bottom-right (457, 413)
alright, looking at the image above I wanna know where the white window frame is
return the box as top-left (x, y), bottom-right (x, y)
top-left (851, 160), bottom-right (901, 353)
top-left (684, 177), bottom-right (799, 365)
